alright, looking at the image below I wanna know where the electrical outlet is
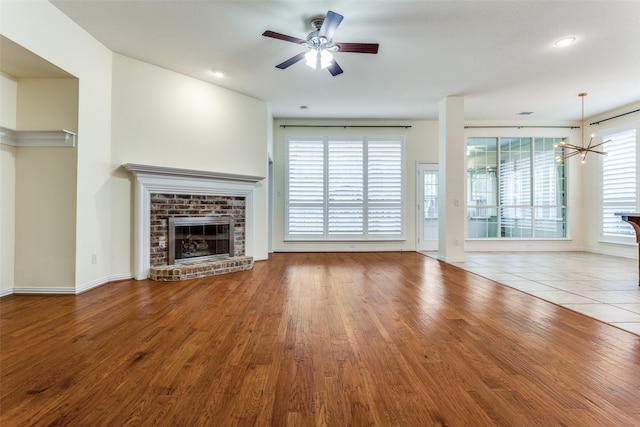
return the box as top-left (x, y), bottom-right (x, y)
top-left (91, 253), bottom-right (98, 264)
top-left (159, 240), bottom-right (166, 249)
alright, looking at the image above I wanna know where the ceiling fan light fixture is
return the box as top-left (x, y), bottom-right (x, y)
top-left (304, 49), bottom-right (316, 68)
top-left (262, 10), bottom-right (378, 76)
top-left (319, 49), bottom-right (333, 69)
top-left (304, 49), bottom-right (334, 70)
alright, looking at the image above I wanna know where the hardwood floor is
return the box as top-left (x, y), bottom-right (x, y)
top-left (2, 252), bottom-right (639, 426)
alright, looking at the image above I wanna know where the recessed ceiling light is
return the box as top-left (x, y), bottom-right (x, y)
top-left (211, 70), bottom-right (226, 78)
top-left (554, 36), bottom-right (577, 47)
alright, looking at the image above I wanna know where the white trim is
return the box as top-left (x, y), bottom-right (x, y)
top-left (0, 126), bottom-right (76, 147)
top-left (123, 164), bottom-right (263, 280)
top-left (433, 254), bottom-right (466, 263)
top-left (76, 273), bottom-right (133, 294)
top-left (1, 273), bottom-right (134, 296)
top-left (13, 287), bottom-right (75, 294)
top-left (122, 163), bottom-right (263, 183)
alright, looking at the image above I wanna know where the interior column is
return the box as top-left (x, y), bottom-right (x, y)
top-left (437, 96), bottom-right (465, 262)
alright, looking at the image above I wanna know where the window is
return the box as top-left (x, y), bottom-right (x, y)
top-left (600, 126), bottom-right (638, 243)
top-left (467, 136), bottom-right (566, 238)
top-left (286, 136), bottom-right (404, 240)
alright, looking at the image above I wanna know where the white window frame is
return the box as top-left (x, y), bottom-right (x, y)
top-left (598, 122), bottom-right (640, 245)
top-left (285, 135), bottom-right (405, 241)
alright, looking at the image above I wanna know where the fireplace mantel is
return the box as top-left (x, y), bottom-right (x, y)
top-left (123, 163), bottom-right (264, 280)
top-left (123, 163), bottom-right (264, 183)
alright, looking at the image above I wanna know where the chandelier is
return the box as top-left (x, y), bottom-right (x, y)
top-left (555, 93), bottom-right (610, 163)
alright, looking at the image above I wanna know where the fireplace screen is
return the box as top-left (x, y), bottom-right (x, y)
top-left (168, 217), bottom-right (234, 264)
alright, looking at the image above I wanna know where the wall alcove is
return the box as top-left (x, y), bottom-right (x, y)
top-left (0, 36), bottom-right (80, 294)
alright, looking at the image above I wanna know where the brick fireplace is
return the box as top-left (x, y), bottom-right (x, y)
top-left (123, 164), bottom-right (264, 281)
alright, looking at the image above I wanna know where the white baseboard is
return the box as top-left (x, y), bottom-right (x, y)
top-left (76, 273), bottom-right (133, 294)
top-left (437, 256), bottom-right (466, 263)
top-left (13, 286), bottom-right (75, 294)
top-left (3, 273), bottom-right (134, 296)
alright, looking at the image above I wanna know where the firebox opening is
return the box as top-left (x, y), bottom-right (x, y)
top-left (168, 217), bottom-right (235, 264)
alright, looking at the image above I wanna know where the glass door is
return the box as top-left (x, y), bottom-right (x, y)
top-left (417, 163), bottom-right (439, 251)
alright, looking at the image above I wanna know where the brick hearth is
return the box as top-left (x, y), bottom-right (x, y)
top-left (149, 256), bottom-right (253, 281)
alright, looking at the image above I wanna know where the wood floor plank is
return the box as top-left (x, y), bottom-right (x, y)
top-left (2, 252), bottom-right (640, 426)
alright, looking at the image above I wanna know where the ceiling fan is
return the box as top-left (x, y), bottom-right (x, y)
top-left (262, 10), bottom-right (379, 76)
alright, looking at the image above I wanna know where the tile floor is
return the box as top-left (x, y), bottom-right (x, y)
top-left (434, 251), bottom-right (640, 336)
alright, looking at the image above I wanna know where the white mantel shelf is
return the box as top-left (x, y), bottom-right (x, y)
top-left (122, 163), bottom-right (264, 183)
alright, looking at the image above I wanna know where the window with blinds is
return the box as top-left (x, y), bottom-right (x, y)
top-left (286, 136), bottom-right (404, 240)
top-left (601, 127), bottom-right (638, 242)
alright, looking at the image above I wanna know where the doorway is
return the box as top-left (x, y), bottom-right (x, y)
top-left (417, 163), bottom-right (439, 251)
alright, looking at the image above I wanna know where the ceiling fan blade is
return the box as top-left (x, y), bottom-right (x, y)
top-left (276, 52), bottom-right (307, 69)
top-left (262, 30), bottom-right (306, 45)
top-left (318, 11), bottom-right (344, 40)
top-left (327, 60), bottom-right (343, 76)
top-left (335, 42), bottom-right (379, 54)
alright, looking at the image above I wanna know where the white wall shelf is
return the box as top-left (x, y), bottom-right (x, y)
top-left (0, 126), bottom-right (77, 147)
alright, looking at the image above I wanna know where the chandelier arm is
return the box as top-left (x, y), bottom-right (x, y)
top-left (558, 150), bottom-right (583, 161)
top-left (561, 142), bottom-right (584, 150)
top-left (585, 135), bottom-right (595, 150)
top-left (586, 140), bottom-right (611, 150)
top-left (586, 149), bottom-right (608, 155)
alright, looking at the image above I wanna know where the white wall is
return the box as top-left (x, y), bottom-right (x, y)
top-left (272, 119), bottom-right (438, 252)
top-left (110, 54), bottom-right (271, 269)
top-left (0, 74), bottom-right (17, 294)
top-left (14, 147), bottom-right (77, 289)
top-left (0, 73), bottom-right (17, 127)
top-left (16, 79), bottom-right (78, 131)
top-left (0, 144), bottom-right (16, 295)
top-left (1, 0), bottom-right (113, 292)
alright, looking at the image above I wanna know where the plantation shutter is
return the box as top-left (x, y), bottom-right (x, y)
top-left (367, 140), bottom-right (403, 235)
top-left (601, 128), bottom-right (637, 239)
top-left (328, 139), bottom-right (364, 235)
top-left (287, 139), bottom-right (325, 236)
top-left (286, 136), bottom-right (404, 240)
